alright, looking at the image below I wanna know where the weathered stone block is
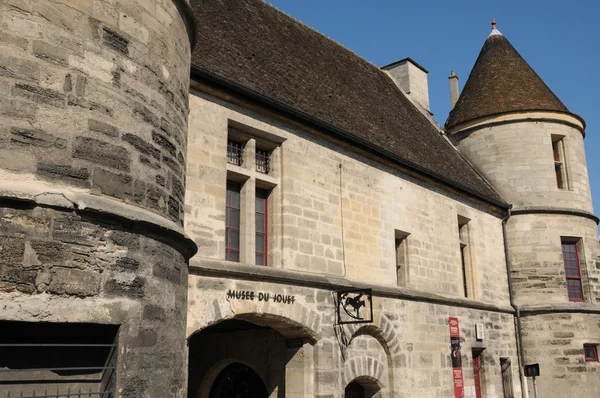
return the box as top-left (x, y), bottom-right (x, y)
top-left (11, 83), bottom-right (65, 106)
top-left (115, 256), bottom-right (140, 270)
top-left (102, 27), bottom-right (129, 55)
top-left (0, 54), bottom-right (40, 81)
top-left (0, 236), bottom-right (26, 264)
top-left (67, 95), bottom-right (112, 115)
top-left (10, 127), bottom-right (67, 149)
top-left (37, 163), bottom-right (90, 186)
top-left (92, 167), bottom-right (132, 199)
top-left (122, 133), bottom-right (160, 160)
top-left (105, 277), bottom-right (145, 298)
top-left (152, 130), bottom-right (177, 156)
top-left (73, 137), bottom-right (130, 171)
top-left (33, 40), bottom-right (69, 65)
top-left (47, 267), bottom-right (101, 297)
top-left (89, 118), bottom-right (119, 137)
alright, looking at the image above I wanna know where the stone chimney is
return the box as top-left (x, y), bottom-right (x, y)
top-left (449, 70), bottom-right (460, 109)
top-left (382, 58), bottom-right (431, 114)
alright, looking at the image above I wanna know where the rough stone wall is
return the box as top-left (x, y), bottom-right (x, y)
top-left (451, 120), bottom-right (593, 213)
top-left (0, 0), bottom-right (194, 397)
top-left (187, 273), bottom-right (521, 398)
top-left (521, 313), bottom-right (600, 398)
top-left (507, 213), bottom-right (600, 305)
top-left (0, 0), bottom-right (191, 224)
top-left (186, 91), bottom-right (509, 301)
top-left (0, 204), bottom-right (190, 397)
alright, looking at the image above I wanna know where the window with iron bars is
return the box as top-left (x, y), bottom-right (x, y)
top-left (227, 140), bottom-right (244, 166)
top-left (0, 321), bottom-right (118, 398)
top-left (255, 149), bottom-right (270, 174)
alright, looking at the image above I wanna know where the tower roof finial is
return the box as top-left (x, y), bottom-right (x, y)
top-left (489, 16), bottom-right (502, 37)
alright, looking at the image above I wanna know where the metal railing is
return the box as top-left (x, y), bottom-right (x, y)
top-left (255, 149), bottom-right (270, 174)
top-left (227, 140), bottom-right (243, 166)
top-left (0, 343), bottom-right (116, 398)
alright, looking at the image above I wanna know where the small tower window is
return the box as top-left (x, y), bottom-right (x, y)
top-left (584, 344), bottom-right (598, 362)
top-left (561, 239), bottom-right (584, 302)
top-left (458, 215), bottom-right (472, 298)
top-left (552, 136), bottom-right (568, 189)
top-left (227, 140), bottom-right (244, 166)
top-left (394, 230), bottom-right (410, 286)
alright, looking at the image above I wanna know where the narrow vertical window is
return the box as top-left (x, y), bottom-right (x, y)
top-left (394, 230), bottom-right (409, 286)
top-left (458, 218), bottom-right (470, 298)
top-left (584, 344), bottom-right (598, 362)
top-left (500, 358), bottom-right (514, 398)
top-left (225, 182), bottom-right (241, 262)
top-left (552, 136), bottom-right (567, 189)
top-left (472, 351), bottom-right (483, 398)
top-left (255, 189), bottom-right (268, 265)
top-left (255, 149), bottom-right (271, 174)
top-left (561, 239), bottom-right (584, 302)
top-left (227, 140), bottom-right (244, 166)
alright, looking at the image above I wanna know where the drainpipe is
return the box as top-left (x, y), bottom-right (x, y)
top-left (502, 206), bottom-right (529, 398)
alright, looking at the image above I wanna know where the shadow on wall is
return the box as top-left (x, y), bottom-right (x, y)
top-left (188, 319), bottom-right (311, 398)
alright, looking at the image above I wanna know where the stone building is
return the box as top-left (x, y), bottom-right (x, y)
top-left (0, 1), bottom-right (597, 398)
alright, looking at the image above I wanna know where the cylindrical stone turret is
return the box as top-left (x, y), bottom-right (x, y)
top-left (0, 0), bottom-right (196, 396)
top-left (446, 23), bottom-right (600, 397)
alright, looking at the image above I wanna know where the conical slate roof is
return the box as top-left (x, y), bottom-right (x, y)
top-left (446, 26), bottom-right (570, 130)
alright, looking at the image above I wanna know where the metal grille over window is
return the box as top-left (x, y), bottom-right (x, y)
top-left (227, 140), bottom-right (244, 166)
top-left (561, 241), bottom-right (584, 302)
top-left (255, 149), bottom-right (270, 174)
top-left (0, 322), bottom-right (118, 398)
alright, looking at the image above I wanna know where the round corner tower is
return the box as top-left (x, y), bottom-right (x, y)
top-left (0, 0), bottom-right (197, 397)
top-left (446, 21), bottom-right (600, 397)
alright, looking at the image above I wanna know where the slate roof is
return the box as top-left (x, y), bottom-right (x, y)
top-left (189, 0), bottom-right (506, 206)
top-left (446, 31), bottom-right (572, 130)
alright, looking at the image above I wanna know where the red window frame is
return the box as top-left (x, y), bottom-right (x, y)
top-left (561, 241), bottom-right (584, 302)
top-left (584, 344), bottom-right (598, 362)
top-left (255, 189), bottom-right (268, 266)
top-left (225, 182), bottom-right (241, 262)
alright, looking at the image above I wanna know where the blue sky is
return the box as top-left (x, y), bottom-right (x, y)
top-left (267, 0), bottom-right (600, 218)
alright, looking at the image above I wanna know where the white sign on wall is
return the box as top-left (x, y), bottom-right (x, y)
top-left (476, 323), bottom-right (485, 340)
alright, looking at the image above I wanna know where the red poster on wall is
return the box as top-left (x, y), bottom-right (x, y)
top-left (449, 317), bottom-right (464, 398)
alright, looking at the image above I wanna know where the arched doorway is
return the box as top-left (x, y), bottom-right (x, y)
top-left (209, 363), bottom-right (267, 398)
top-left (188, 318), bottom-right (315, 397)
top-left (345, 381), bottom-right (365, 398)
top-left (344, 378), bottom-right (382, 398)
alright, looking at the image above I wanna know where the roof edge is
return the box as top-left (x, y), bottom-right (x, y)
top-left (172, 0), bottom-right (198, 48)
top-left (380, 57), bottom-right (429, 74)
top-left (190, 64), bottom-right (510, 211)
top-left (446, 109), bottom-right (586, 137)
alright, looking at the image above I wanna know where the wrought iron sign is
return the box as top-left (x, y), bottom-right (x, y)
top-left (336, 288), bottom-right (373, 325)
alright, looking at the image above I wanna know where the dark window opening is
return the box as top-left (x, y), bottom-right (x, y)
top-left (0, 321), bottom-right (118, 398)
top-left (395, 230), bottom-right (409, 286)
top-left (584, 344), bottom-right (598, 362)
top-left (500, 358), bottom-right (514, 398)
top-left (255, 149), bottom-right (271, 174)
top-left (227, 140), bottom-right (244, 166)
top-left (255, 189), bottom-right (269, 266)
top-left (458, 218), bottom-right (470, 298)
top-left (561, 240), bottom-right (584, 302)
top-left (552, 137), bottom-right (567, 189)
top-left (226, 182), bottom-right (241, 262)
